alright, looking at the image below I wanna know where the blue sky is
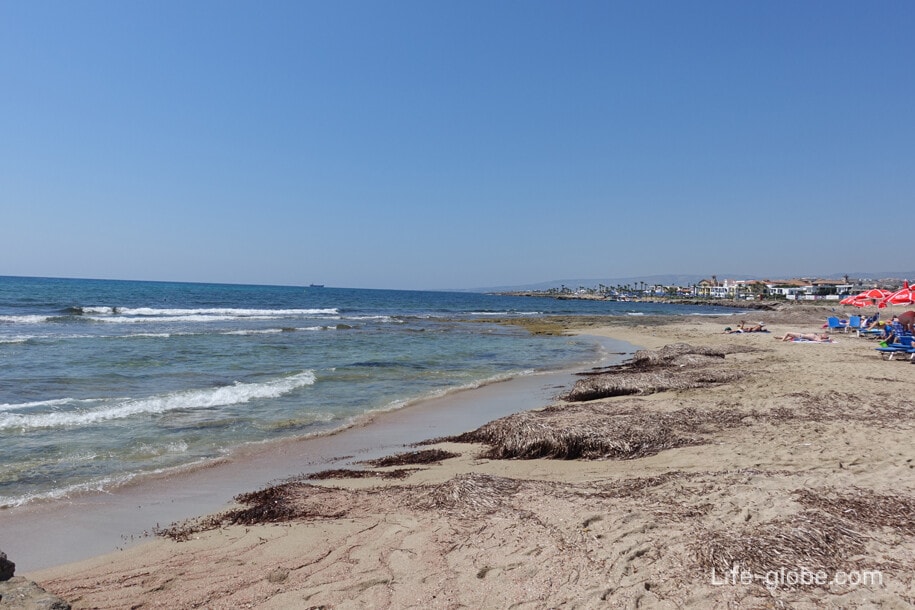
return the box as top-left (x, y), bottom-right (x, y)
top-left (2, 1), bottom-right (913, 289)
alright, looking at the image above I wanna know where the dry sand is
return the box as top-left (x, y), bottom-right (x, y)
top-left (26, 305), bottom-right (915, 609)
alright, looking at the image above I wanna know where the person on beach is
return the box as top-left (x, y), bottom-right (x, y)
top-left (779, 332), bottom-right (831, 342)
top-left (882, 327), bottom-right (899, 346)
top-left (897, 310), bottom-right (915, 333)
top-left (881, 316), bottom-right (900, 344)
top-left (725, 321), bottom-right (766, 333)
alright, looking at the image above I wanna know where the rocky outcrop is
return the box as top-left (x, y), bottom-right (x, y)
top-left (0, 577), bottom-right (71, 610)
top-left (0, 550), bottom-right (71, 610)
top-left (0, 551), bottom-right (14, 582)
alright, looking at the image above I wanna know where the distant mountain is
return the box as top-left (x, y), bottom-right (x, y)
top-left (818, 271), bottom-right (915, 281)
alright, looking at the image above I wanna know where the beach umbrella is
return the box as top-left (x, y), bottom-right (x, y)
top-left (843, 289), bottom-right (892, 307)
top-left (878, 281), bottom-right (915, 308)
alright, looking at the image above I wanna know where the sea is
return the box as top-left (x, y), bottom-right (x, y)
top-left (0, 276), bottom-right (743, 510)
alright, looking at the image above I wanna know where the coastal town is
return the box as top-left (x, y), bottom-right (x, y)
top-left (500, 275), bottom-right (912, 302)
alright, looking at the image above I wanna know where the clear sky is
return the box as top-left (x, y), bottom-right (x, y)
top-left (2, 1), bottom-right (913, 290)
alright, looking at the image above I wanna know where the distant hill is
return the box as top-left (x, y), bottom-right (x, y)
top-left (820, 271), bottom-right (915, 281)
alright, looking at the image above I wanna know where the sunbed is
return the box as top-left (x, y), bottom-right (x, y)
top-left (875, 334), bottom-right (914, 359)
top-left (826, 316), bottom-right (848, 333)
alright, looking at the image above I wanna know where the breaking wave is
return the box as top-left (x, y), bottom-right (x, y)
top-left (0, 371), bottom-right (316, 430)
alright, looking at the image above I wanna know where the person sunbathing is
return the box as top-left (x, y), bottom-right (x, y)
top-left (779, 332), bottom-right (831, 342)
top-left (725, 321), bottom-right (766, 333)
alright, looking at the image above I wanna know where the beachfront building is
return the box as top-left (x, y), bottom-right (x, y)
top-left (694, 277), bottom-right (725, 298)
top-left (810, 279), bottom-right (854, 295)
top-left (694, 277), bottom-right (760, 299)
top-left (766, 279), bottom-right (854, 300)
top-left (766, 280), bottom-right (809, 299)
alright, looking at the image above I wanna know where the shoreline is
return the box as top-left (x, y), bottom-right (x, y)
top-left (0, 363), bottom-right (589, 511)
top-left (3, 333), bottom-right (636, 574)
top-left (16, 306), bottom-right (915, 608)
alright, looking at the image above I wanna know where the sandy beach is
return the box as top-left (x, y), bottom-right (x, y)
top-left (17, 305), bottom-right (915, 609)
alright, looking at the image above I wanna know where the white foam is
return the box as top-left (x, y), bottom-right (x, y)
top-left (106, 307), bottom-right (339, 317)
top-left (124, 333), bottom-right (172, 338)
top-left (0, 371), bottom-right (316, 430)
top-left (87, 314), bottom-right (268, 324)
top-left (220, 326), bottom-right (349, 335)
top-left (0, 315), bottom-right (52, 324)
top-left (136, 440), bottom-right (189, 456)
top-left (1, 333), bottom-right (102, 343)
top-left (469, 311), bottom-right (542, 316)
top-left (80, 307), bottom-right (118, 314)
top-left (0, 397), bottom-right (82, 413)
top-left (0, 473), bottom-right (136, 509)
top-left (0, 452), bottom-right (210, 508)
top-left (0, 336), bottom-right (32, 344)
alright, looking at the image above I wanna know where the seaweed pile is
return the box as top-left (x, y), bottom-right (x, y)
top-left (694, 511), bottom-right (866, 584)
top-left (156, 482), bottom-right (346, 541)
top-left (564, 343), bottom-right (741, 401)
top-left (694, 487), bottom-right (915, 589)
top-left (441, 343), bottom-right (758, 460)
top-left (443, 402), bottom-right (725, 460)
top-left (362, 448), bottom-right (460, 467)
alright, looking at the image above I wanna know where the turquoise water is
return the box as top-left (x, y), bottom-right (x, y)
top-left (0, 276), bottom-right (741, 507)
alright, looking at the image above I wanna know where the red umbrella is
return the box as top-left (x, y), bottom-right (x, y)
top-left (878, 281), bottom-right (915, 308)
top-left (843, 288), bottom-right (892, 307)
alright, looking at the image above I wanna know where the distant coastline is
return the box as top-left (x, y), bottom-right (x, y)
top-left (492, 291), bottom-right (779, 311)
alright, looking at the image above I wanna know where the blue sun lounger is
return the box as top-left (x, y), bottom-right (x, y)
top-left (826, 316), bottom-right (848, 333)
top-left (846, 315), bottom-right (862, 334)
top-left (875, 334), bottom-right (915, 359)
